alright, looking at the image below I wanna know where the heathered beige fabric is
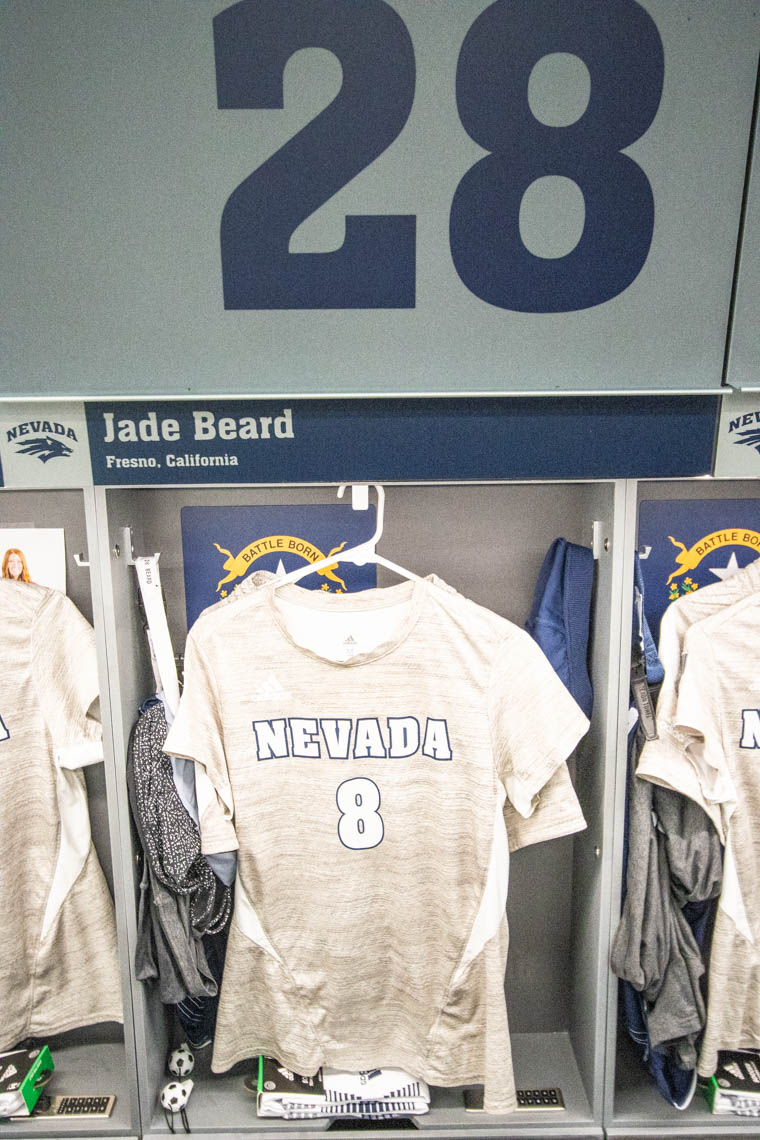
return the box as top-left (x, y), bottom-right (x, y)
top-left (651, 592), bottom-right (760, 1076)
top-left (166, 574), bottom-right (588, 1113)
top-left (658, 558), bottom-right (760, 680)
top-left (0, 581), bottom-right (122, 1051)
top-left (637, 557), bottom-right (760, 837)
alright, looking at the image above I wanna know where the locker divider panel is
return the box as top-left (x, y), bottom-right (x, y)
top-left (567, 479), bottom-right (630, 1118)
top-left (93, 487), bottom-right (168, 1133)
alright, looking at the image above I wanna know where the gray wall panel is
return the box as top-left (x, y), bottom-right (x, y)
top-left (3, 1), bottom-right (758, 398)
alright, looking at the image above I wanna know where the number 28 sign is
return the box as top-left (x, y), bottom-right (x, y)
top-left (213, 0), bottom-right (664, 314)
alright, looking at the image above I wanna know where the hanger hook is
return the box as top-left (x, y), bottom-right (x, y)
top-left (337, 484), bottom-right (385, 548)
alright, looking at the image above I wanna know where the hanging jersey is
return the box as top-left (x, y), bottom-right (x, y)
top-left (659, 592), bottom-right (760, 1075)
top-left (637, 557), bottom-right (760, 836)
top-left (0, 581), bottom-right (122, 1050)
top-left (165, 574), bottom-right (588, 1113)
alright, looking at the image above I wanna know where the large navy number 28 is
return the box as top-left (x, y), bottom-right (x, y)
top-left (214, 0), bottom-right (663, 313)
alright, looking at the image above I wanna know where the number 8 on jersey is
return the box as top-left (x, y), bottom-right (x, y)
top-left (337, 777), bottom-right (385, 850)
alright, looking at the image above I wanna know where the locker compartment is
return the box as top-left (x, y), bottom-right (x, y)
top-left (0, 488), bottom-right (140, 1140)
top-left (98, 480), bottom-right (623, 1139)
top-left (605, 477), bottom-right (760, 1139)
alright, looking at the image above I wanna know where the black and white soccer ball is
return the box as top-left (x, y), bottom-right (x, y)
top-left (160, 1078), bottom-right (194, 1112)
top-left (168, 1043), bottom-right (195, 1077)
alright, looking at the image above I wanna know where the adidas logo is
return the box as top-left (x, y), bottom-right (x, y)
top-left (250, 673), bottom-right (290, 702)
top-left (1, 1064), bottom-right (18, 1082)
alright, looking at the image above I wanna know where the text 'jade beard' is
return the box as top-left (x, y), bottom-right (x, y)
top-left (101, 409), bottom-right (294, 443)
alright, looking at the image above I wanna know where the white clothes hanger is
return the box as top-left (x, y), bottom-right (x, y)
top-left (134, 554), bottom-right (181, 718)
top-left (273, 483), bottom-right (422, 589)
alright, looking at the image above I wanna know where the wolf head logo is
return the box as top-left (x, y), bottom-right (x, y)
top-left (14, 436), bottom-right (73, 463)
top-left (733, 427), bottom-right (760, 455)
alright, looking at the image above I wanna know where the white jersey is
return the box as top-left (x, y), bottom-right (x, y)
top-left (637, 557), bottom-right (760, 835)
top-left (0, 581), bottom-right (122, 1050)
top-left (643, 591), bottom-right (760, 1075)
top-left (165, 574), bottom-right (588, 1113)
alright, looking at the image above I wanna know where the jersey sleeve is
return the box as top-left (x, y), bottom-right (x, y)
top-left (651, 602), bottom-right (688, 725)
top-left (164, 629), bottom-right (239, 855)
top-left (32, 589), bottom-right (103, 769)
top-left (672, 625), bottom-right (736, 835)
top-left (503, 761), bottom-right (586, 851)
top-left (635, 604), bottom-right (710, 817)
top-left (639, 621), bottom-right (732, 842)
top-left (489, 627), bottom-right (589, 825)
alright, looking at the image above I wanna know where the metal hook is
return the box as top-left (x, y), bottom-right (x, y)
top-left (113, 527), bottom-right (159, 566)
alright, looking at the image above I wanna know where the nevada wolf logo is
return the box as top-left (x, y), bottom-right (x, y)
top-left (14, 436), bottom-right (73, 463)
top-left (733, 427), bottom-right (760, 455)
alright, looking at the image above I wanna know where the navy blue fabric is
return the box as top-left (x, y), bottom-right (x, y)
top-left (633, 553), bottom-right (664, 685)
top-left (175, 925), bottom-right (229, 1049)
top-left (620, 982), bottom-right (696, 1109)
top-left (525, 538), bottom-right (594, 717)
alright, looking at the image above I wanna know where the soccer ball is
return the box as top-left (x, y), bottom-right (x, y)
top-left (168, 1043), bottom-right (195, 1077)
top-left (160, 1079), bottom-right (194, 1112)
